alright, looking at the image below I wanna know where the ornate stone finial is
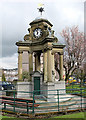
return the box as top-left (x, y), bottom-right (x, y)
top-left (38, 3), bottom-right (44, 16)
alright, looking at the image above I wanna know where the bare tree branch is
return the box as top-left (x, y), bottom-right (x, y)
top-left (55, 26), bottom-right (85, 81)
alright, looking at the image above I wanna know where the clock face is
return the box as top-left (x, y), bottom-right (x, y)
top-left (33, 28), bottom-right (42, 38)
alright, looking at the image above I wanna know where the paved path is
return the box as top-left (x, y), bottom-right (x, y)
top-left (1, 94), bottom-right (86, 114)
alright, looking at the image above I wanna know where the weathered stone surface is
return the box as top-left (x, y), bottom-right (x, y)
top-left (17, 82), bottom-right (32, 98)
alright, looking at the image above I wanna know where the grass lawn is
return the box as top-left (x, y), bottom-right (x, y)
top-left (0, 112), bottom-right (86, 120)
top-left (0, 116), bottom-right (14, 120)
top-left (0, 115), bottom-right (27, 120)
top-left (66, 84), bottom-right (86, 97)
top-left (53, 112), bottom-right (86, 119)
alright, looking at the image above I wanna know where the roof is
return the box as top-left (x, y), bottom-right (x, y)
top-left (16, 37), bottom-right (56, 46)
top-left (29, 18), bottom-right (53, 27)
top-left (52, 41), bottom-right (65, 48)
top-left (30, 71), bottom-right (43, 76)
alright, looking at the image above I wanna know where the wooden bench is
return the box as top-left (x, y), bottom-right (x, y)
top-left (0, 96), bottom-right (39, 113)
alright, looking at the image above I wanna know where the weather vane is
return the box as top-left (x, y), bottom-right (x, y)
top-left (38, 3), bottom-right (44, 16)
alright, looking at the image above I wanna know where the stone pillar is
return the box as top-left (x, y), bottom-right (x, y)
top-left (18, 51), bottom-right (23, 80)
top-left (35, 53), bottom-right (41, 71)
top-left (43, 50), bottom-right (47, 82)
top-left (51, 53), bottom-right (55, 82)
top-left (47, 49), bottom-right (52, 82)
top-left (59, 52), bottom-right (63, 80)
top-left (34, 54), bottom-right (36, 71)
top-left (29, 52), bottom-right (33, 79)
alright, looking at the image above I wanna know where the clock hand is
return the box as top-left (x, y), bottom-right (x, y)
top-left (37, 31), bottom-right (39, 35)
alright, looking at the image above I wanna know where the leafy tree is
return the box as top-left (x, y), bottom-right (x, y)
top-left (55, 26), bottom-right (85, 81)
top-left (74, 69), bottom-right (86, 86)
top-left (22, 71), bottom-right (29, 81)
top-left (2, 73), bottom-right (6, 81)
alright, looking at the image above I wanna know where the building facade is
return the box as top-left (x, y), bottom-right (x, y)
top-left (2, 68), bottom-right (18, 81)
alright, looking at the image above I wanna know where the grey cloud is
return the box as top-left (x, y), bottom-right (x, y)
top-left (1, 1), bottom-right (84, 58)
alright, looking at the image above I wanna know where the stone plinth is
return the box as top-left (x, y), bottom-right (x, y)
top-left (43, 81), bottom-right (66, 102)
top-left (16, 81), bottom-right (66, 102)
top-left (54, 81), bottom-right (66, 94)
top-left (16, 82), bottom-right (32, 98)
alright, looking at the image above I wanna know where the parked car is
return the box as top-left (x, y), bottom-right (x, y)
top-left (0, 81), bottom-right (16, 90)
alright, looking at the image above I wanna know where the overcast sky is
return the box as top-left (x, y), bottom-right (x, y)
top-left (0, 0), bottom-right (85, 69)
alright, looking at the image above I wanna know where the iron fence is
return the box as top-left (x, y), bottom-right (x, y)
top-left (0, 88), bottom-right (86, 115)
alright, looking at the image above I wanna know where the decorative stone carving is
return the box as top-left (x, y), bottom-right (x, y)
top-left (16, 17), bottom-right (65, 81)
top-left (24, 34), bottom-right (30, 41)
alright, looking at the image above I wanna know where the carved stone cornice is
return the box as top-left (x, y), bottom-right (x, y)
top-left (42, 49), bottom-right (47, 53)
top-left (52, 44), bottom-right (65, 48)
top-left (16, 37), bottom-right (56, 47)
top-left (47, 46), bottom-right (52, 50)
top-left (28, 50), bottom-right (33, 54)
top-left (42, 47), bottom-right (52, 53)
top-left (18, 51), bottom-right (23, 54)
top-left (58, 52), bottom-right (63, 55)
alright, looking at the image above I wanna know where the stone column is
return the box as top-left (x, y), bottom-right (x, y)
top-left (29, 52), bottom-right (33, 74)
top-left (43, 50), bottom-right (47, 82)
top-left (35, 53), bottom-right (41, 71)
top-left (47, 49), bottom-right (52, 82)
top-left (18, 51), bottom-right (23, 80)
top-left (51, 53), bottom-right (55, 82)
top-left (59, 52), bottom-right (63, 80)
top-left (28, 52), bottom-right (32, 81)
top-left (34, 54), bottom-right (36, 71)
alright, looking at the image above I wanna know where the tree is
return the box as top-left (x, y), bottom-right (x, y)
top-left (73, 68), bottom-right (86, 87)
top-left (22, 71), bottom-right (29, 81)
top-left (55, 26), bottom-right (85, 81)
top-left (2, 73), bottom-right (6, 81)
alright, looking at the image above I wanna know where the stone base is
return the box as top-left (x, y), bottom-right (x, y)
top-left (16, 82), bottom-right (32, 98)
top-left (16, 81), bottom-right (66, 101)
top-left (43, 81), bottom-right (66, 102)
top-left (54, 81), bottom-right (66, 94)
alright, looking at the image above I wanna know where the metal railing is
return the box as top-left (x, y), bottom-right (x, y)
top-left (0, 88), bottom-right (86, 115)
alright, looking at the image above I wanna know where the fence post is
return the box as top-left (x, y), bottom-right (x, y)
top-left (26, 101), bottom-right (29, 114)
top-left (57, 90), bottom-right (59, 112)
top-left (13, 91), bottom-right (15, 112)
top-left (81, 89), bottom-right (82, 110)
top-left (32, 91), bottom-right (35, 114)
top-left (4, 103), bottom-right (6, 110)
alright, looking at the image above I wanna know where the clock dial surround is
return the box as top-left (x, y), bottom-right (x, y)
top-left (33, 28), bottom-right (42, 38)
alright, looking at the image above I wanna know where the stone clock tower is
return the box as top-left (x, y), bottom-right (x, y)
top-left (16, 7), bottom-right (65, 97)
